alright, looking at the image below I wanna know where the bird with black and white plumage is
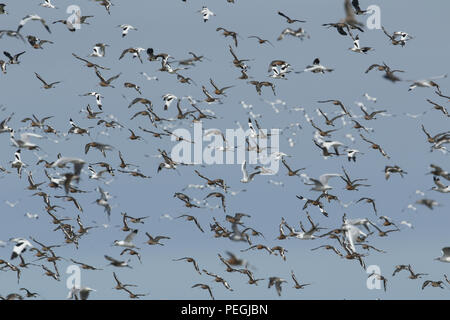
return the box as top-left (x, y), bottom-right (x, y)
top-left (198, 6), bottom-right (215, 22)
top-left (90, 43), bottom-right (109, 57)
top-left (298, 58), bottom-right (334, 74)
top-left (40, 0), bottom-right (58, 9)
top-left (117, 24), bottom-right (137, 37)
top-left (0, 3), bottom-right (7, 14)
top-left (10, 238), bottom-right (33, 260)
top-left (432, 177), bottom-right (450, 193)
top-left (348, 33), bottom-right (373, 54)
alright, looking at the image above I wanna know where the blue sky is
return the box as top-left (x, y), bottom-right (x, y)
top-left (0, 0), bottom-right (449, 299)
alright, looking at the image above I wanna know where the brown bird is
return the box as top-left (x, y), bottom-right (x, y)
top-left (70, 259), bottom-right (102, 271)
top-left (422, 280), bottom-right (444, 290)
top-left (365, 62), bottom-right (404, 82)
top-left (85, 142), bottom-right (113, 157)
top-left (202, 269), bottom-right (233, 291)
top-left (421, 125), bottom-right (450, 144)
top-left (209, 78), bottom-right (234, 96)
top-left (243, 269), bottom-right (265, 286)
top-left (351, 120), bottom-right (370, 132)
top-left (173, 257), bottom-right (202, 275)
top-left (216, 27), bottom-right (239, 47)
top-left (228, 45), bottom-right (250, 69)
top-left (85, 105), bottom-right (102, 119)
top-left (356, 197), bottom-right (377, 215)
top-left (217, 253), bottom-right (239, 273)
top-left (240, 244), bottom-right (273, 255)
top-left (281, 158), bottom-right (305, 177)
top-left (310, 120), bottom-right (338, 137)
top-left (204, 192), bottom-right (226, 212)
top-left (177, 74), bottom-right (196, 85)
top-left (368, 272), bottom-right (388, 292)
top-left (311, 245), bottom-right (343, 257)
top-left (175, 214), bottom-right (204, 232)
top-left (194, 170), bottom-right (227, 191)
top-left (271, 246), bottom-right (288, 261)
top-left (55, 195), bottom-right (83, 213)
top-left (340, 166), bottom-right (370, 191)
top-left (120, 248), bottom-right (142, 263)
top-left (145, 232), bottom-right (170, 246)
top-left (128, 97), bottom-right (153, 109)
top-left (360, 134), bottom-right (390, 159)
top-left (407, 266), bottom-right (428, 280)
top-left (360, 106), bottom-right (386, 120)
top-left (95, 69), bottom-right (121, 87)
top-left (278, 11), bottom-right (305, 23)
top-left (317, 99), bottom-right (352, 116)
top-left (268, 277), bottom-right (288, 297)
top-left (123, 287), bottom-right (147, 299)
top-left (426, 99), bottom-right (449, 117)
top-left (248, 80), bottom-right (276, 96)
top-left (174, 192), bottom-right (200, 209)
top-left (291, 270), bottom-right (312, 289)
top-left (318, 109), bottom-right (346, 126)
top-left (113, 272), bottom-right (138, 291)
top-left (26, 171), bottom-right (44, 190)
top-left (117, 169), bottom-right (150, 179)
top-left (72, 53), bottom-right (110, 70)
top-left (248, 36), bottom-right (274, 47)
top-left (225, 213), bottom-right (251, 225)
top-left (191, 283), bottom-right (214, 300)
top-left (124, 82), bottom-right (142, 94)
top-left (128, 129), bottom-right (142, 141)
top-left (34, 72), bottom-right (60, 89)
top-left (19, 288), bottom-right (39, 298)
top-left (201, 85), bottom-right (221, 104)
top-left (392, 264), bottom-right (410, 277)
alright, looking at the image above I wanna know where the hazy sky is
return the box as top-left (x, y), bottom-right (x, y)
top-left (0, 0), bottom-right (449, 299)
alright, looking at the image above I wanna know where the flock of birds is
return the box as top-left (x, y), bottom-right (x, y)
top-left (0, 0), bottom-right (449, 300)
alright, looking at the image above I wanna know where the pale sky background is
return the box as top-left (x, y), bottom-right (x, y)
top-left (0, 0), bottom-right (449, 299)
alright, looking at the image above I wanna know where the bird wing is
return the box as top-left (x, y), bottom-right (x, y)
top-left (241, 161), bottom-right (248, 180)
top-left (34, 72), bottom-right (48, 85)
top-left (319, 173), bottom-right (341, 185)
top-left (106, 73), bottom-right (121, 83)
top-left (95, 69), bottom-right (106, 82)
top-left (104, 255), bottom-right (118, 263)
top-left (277, 11), bottom-right (290, 21)
top-left (434, 177), bottom-right (446, 189)
top-left (352, 0), bottom-right (362, 12)
top-left (442, 247), bottom-right (450, 256)
top-left (124, 230), bottom-right (138, 242)
top-left (119, 48), bottom-right (131, 60)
